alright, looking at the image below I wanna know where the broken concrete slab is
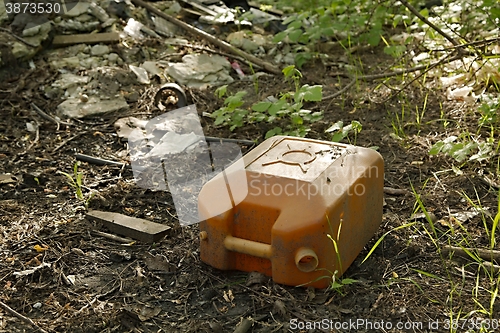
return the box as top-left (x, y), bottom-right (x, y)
top-left (51, 73), bottom-right (89, 90)
top-left (57, 95), bottom-right (129, 119)
top-left (86, 210), bottom-right (171, 243)
top-left (63, 2), bottom-right (91, 18)
top-left (166, 53), bottom-right (233, 89)
top-left (52, 32), bottom-right (121, 47)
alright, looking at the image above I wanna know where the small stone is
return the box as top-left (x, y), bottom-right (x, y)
top-left (75, 13), bottom-right (94, 23)
top-left (33, 302), bottom-right (42, 309)
top-left (60, 56), bottom-right (81, 68)
top-left (77, 52), bottom-right (89, 60)
top-left (80, 94), bottom-right (89, 102)
top-left (80, 57), bottom-right (101, 69)
top-left (108, 53), bottom-right (120, 62)
top-left (90, 44), bottom-right (110, 56)
top-left (57, 96), bottom-right (129, 119)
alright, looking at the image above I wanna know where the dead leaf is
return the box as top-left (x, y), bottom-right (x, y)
top-left (33, 244), bottom-right (49, 253)
top-left (133, 304), bottom-right (161, 321)
top-left (124, 207), bottom-right (135, 214)
top-left (144, 253), bottom-right (175, 272)
top-left (71, 248), bottom-right (85, 256)
top-left (0, 174), bottom-right (17, 184)
top-left (438, 217), bottom-right (459, 228)
top-left (245, 271), bottom-right (266, 286)
top-left (223, 290), bottom-right (234, 303)
top-left (306, 286), bottom-right (316, 301)
top-left (273, 300), bottom-right (286, 317)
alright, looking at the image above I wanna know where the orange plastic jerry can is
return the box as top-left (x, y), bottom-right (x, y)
top-left (198, 136), bottom-right (384, 288)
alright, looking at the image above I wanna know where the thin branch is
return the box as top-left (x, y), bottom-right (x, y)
top-left (321, 79), bottom-right (356, 101)
top-left (398, 0), bottom-right (462, 49)
top-left (0, 301), bottom-right (48, 333)
top-left (442, 245), bottom-right (500, 262)
top-left (323, 52), bottom-right (462, 101)
top-left (52, 132), bottom-right (87, 153)
top-left (90, 230), bottom-right (135, 244)
top-left (31, 103), bottom-right (72, 130)
top-left (130, 0), bottom-right (281, 74)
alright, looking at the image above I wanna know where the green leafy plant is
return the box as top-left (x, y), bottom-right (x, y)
top-left (478, 100), bottom-right (499, 132)
top-left (429, 97), bottom-right (500, 163)
top-left (325, 120), bottom-right (362, 144)
top-left (251, 65), bottom-right (323, 138)
top-left (211, 85), bottom-right (249, 131)
top-left (429, 135), bottom-right (496, 163)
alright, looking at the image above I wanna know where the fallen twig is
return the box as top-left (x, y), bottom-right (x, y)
top-left (431, 37), bottom-right (500, 52)
top-left (75, 153), bottom-right (127, 167)
top-left (31, 103), bottom-right (71, 130)
top-left (399, 0), bottom-right (463, 50)
top-left (0, 301), bottom-right (48, 333)
top-left (130, 0), bottom-right (281, 75)
top-left (90, 230), bottom-right (135, 244)
top-left (52, 132), bottom-right (86, 153)
top-left (322, 79), bottom-right (356, 101)
top-left (442, 245), bottom-right (500, 262)
top-left (482, 261), bottom-right (500, 274)
top-left (383, 187), bottom-right (410, 196)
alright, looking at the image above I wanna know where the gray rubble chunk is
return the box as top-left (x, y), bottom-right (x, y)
top-left (51, 73), bottom-right (89, 90)
top-left (91, 44), bottom-right (110, 56)
top-left (57, 96), bottom-right (129, 119)
top-left (166, 54), bottom-right (233, 89)
top-left (63, 2), bottom-right (90, 17)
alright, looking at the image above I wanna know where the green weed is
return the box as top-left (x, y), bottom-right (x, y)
top-left (60, 162), bottom-right (94, 209)
top-left (325, 120), bottom-right (362, 144)
top-left (211, 85), bottom-right (249, 131)
top-left (251, 65), bottom-right (323, 138)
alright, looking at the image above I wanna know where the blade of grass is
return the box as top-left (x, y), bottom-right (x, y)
top-left (362, 222), bottom-right (418, 264)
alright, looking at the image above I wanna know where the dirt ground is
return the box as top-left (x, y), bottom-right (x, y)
top-left (1, 31), bottom-right (500, 333)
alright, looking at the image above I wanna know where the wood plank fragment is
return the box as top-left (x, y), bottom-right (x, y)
top-left (86, 210), bottom-right (171, 243)
top-left (52, 32), bottom-right (120, 47)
